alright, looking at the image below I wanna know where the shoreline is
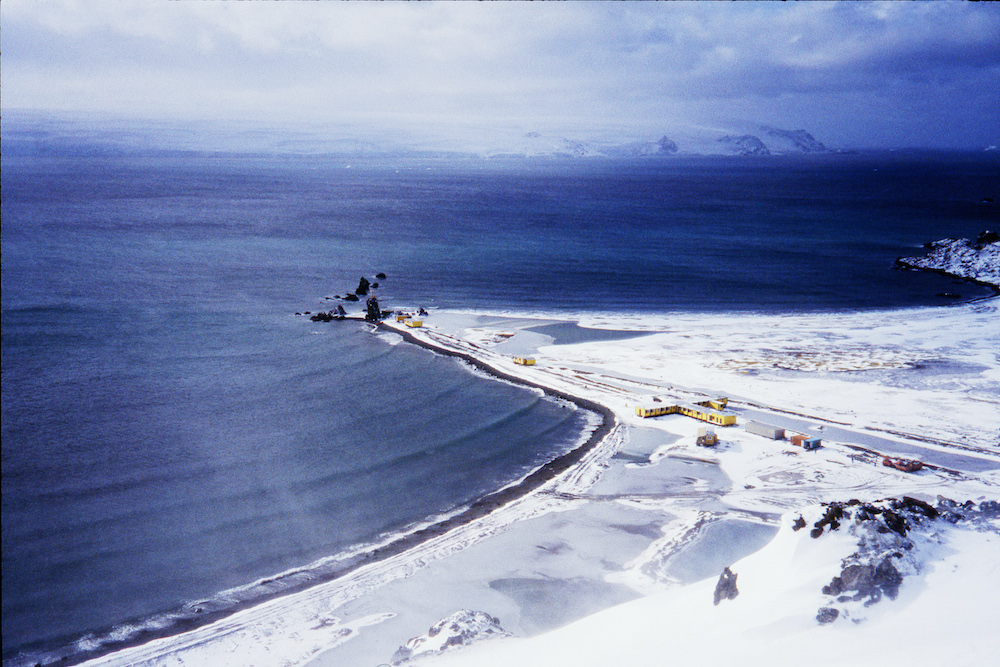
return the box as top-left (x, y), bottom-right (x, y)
top-left (47, 318), bottom-right (617, 667)
top-left (59, 299), bottom-right (1000, 667)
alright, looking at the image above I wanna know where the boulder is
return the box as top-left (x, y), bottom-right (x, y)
top-left (356, 276), bottom-right (371, 296)
top-left (365, 296), bottom-right (382, 323)
top-left (975, 230), bottom-right (999, 248)
top-left (882, 509), bottom-right (908, 536)
top-left (392, 610), bottom-right (510, 664)
top-left (713, 566), bottom-right (739, 605)
top-left (901, 496), bottom-right (938, 519)
top-left (811, 502), bottom-right (845, 537)
top-left (822, 558), bottom-right (901, 604)
top-left (816, 607), bottom-right (839, 624)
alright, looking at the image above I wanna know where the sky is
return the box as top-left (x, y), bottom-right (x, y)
top-left (2, 1), bottom-right (999, 149)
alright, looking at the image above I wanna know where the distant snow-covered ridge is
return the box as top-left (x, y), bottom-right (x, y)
top-left (896, 231), bottom-right (1000, 288)
top-left (484, 126), bottom-right (831, 158)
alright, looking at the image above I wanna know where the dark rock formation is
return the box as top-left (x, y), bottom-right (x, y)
top-left (717, 135), bottom-right (770, 155)
top-left (975, 230), bottom-right (999, 248)
top-left (822, 558), bottom-right (901, 604)
top-left (881, 509), bottom-right (908, 536)
top-left (900, 496), bottom-right (938, 519)
top-left (658, 136), bottom-right (679, 154)
top-left (792, 515), bottom-right (807, 531)
top-left (816, 607), bottom-right (839, 624)
top-left (365, 296), bottom-right (383, 323)
top-left (344, 294), bottom-right (359, 302)
top-left (713, 566), bottom-right (739, 605)
top-left (376, 272), bottom-right (387, 279)
top-left (356, 276), bottom-right (370, 296)
top-left (810, 502), bottom-right (845, 538)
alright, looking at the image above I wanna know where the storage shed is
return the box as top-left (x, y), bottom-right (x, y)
top-left (746, 421), bottom-right (785, 440)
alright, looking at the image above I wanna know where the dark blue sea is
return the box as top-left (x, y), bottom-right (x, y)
top-left (2, 152), bottom-right (997, 666)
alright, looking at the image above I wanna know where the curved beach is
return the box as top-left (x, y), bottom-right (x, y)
top-left (67, 295), bottom-right (1000, 667)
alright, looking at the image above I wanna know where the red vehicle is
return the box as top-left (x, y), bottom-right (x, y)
top-left (882, 456), bottom-right (923, 472)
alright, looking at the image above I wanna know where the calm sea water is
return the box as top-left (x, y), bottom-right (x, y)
top-left (2, 152), bottom-right (997, 665)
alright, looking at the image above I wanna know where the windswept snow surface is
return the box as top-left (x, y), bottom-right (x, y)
top-left (433, 503), bottom-right (1000, 667)
top-left (68, 301), bottom-right (999, 667)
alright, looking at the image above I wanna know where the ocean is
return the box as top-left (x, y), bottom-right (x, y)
top-left (2, 151), bottom-right (997, 666)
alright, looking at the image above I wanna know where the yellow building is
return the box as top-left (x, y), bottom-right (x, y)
top-left (696, 397), bottom-right (729, 411)
top-left (635, 401), bottom-right (736, 426)
top-left (513, 356), bottom-right (536, 366)
top-left (405, 320), bottom-right (423, 328)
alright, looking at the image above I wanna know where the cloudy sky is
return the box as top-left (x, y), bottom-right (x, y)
top-left (2, 0), bottom-right (998, 149)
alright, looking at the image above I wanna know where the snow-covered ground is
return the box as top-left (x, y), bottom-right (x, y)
top-left (72, 291), bottom-right (1000, 667)
top-left (897, 232), bottom-right (1000, 287)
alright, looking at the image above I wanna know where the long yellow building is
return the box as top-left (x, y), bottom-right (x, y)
top-left (634, 401), bottom-right (736, 426)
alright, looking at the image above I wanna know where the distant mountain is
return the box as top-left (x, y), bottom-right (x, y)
top-left (484, 132), bottom-right (605, 158)
top-left (716, 135), bottom-right (771, 156)
top-left (602, 135), bottom-right (679, 157)
top-left (3, 110), bottom-right (842, 160)
top-left (760, 126), bottom-right (830, 153)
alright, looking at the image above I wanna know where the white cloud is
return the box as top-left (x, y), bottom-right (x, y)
top-left (2, 0), bottom-right (998, 147)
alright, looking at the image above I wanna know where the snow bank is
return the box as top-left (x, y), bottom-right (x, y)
top-left (71, 300), bottom-right (999, 667)
top-left (431, 499), bottom-right (1000, 667)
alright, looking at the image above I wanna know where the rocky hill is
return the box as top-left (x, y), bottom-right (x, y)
top-left (896, 231), bottom-right (1000, 288)
top-left (760, 126), bottom-right (830, 153)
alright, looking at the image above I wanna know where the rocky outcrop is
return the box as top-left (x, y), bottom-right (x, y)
top-left (810, 496), bottom-right (1000, 624)
top-left (816, 607), bottom-right (839, 624)
top-left (391, 610), bottom-right (510, 664)
top-left (365, 296), bottom-right (382, 323)
top-left (713, 566), bottom-right (739, 605)
top-left (355, 276), bottom-right (371, 296)
top-left (822, 559), bottom-right (902, 604)
top-left (896, 231), bottom-right (1000, 288)
top-left (717, 135), bottom-right (770, 155)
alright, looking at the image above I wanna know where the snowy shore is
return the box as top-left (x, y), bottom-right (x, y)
top-left (896, 231), bottom-right (1000, 291)
top-left (68, 292), bottom-right (1000, 667)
